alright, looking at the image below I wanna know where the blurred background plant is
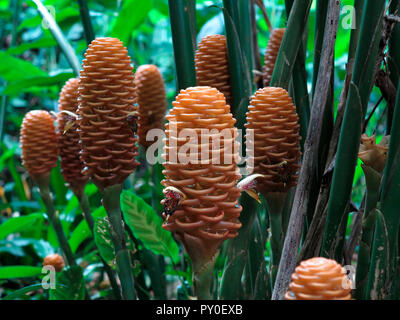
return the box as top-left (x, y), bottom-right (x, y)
top-left (0, 0), bottom-right (396, 300)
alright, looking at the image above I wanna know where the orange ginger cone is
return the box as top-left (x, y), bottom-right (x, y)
top-left (285, 257), bottom-right (353, 300)
top-left (195, 35), bottom-right (232, 105)
top-left (162, 86), bottom-right (242, 298)
top-left (43, 253), bottom-right (65, 272)
top-left (245, 87), bottom-right (301, 195)
top-left (77, 37), bottom-right (138, 300)
top-left (135, 64), bottom-right (167, 148)
top-left (77, 37), bottom-right (139, 191)
top-left (57, 78), bottom-right (88, 196)
top-left (263, 28), bottom-right (285, 87)
top-left (20, 110), bottom-right (58, 184)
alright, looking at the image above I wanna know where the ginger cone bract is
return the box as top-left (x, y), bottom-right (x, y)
top-left (263, 28), bottom-right (285, 87)
top-left (134, 64), bottom-right (167, 148)
top-left (195, 35), bottom-right (232, 105)
top-left (43, 253), bottom-right (65, 272)
top-left (245, 87), bottom-right (301, 194)
top-left (285, 257), bottom-right (352, 300)
top-left (162, 86), bottom-right (242, 275)
top-left (20, 110), bottom-right (58, 182)
top-left (57, 78), bottom-right (87, 194)
top-left (77, 37), bottom-right (139, 190)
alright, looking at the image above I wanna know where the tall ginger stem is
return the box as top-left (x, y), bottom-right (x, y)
top-left (76, 192), bottom-right (122, 300)
top-left (102, 184), bottom-right (136, 300)
top-left (36, 176), bottom-right (76, 267)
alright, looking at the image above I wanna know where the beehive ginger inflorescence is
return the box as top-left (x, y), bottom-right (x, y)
top-left (285, 257), bottom-right (353, 300)
top-left (162, 86), bottom-right (242, 263)
top-left (134, 64), bottom-right (167, 148)
top-left (245, 87), bottom-right (301, 194)
top-left (195, 35), bottom-right (232, 105)
top-left (57, 78), bottom-right (88, 192)
top-left (20, 110), bottom-right (58, 180)
top-left (77, 37), bottom-right (139, 190)
top-left (263, 28), bottom-right (285, 87)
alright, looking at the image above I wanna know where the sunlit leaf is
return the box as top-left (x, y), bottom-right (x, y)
top-left (120, 190), bottom-right (180, 263)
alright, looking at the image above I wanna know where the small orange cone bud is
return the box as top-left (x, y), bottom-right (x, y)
top-left (134, 64), bottom-right (167, 148)
top-left (358, 133), bottom-right (389, 173)
top-left (20, 110), bottom-right (58, 182)
top-left (285, 257), bottom-right (353, 300)
top-left (162, 86), bottom-right (242, 267)
top-left (195, 35), bottom-right (232, 105)
top-left (263, 28), bottom-right (285, 87)
top-left (245, 87), bottom-right (301, 194)
top-left (78, 37), bottom-right (139, 190)
top-left (57, 78), bottom-right (88, 194)
top-left (43, 253), bottom-right (65, 272)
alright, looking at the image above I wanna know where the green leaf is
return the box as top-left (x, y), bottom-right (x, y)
top-left (2, 71), bottom-right (75, 96)
top-left (93, 216), bottom-right (135, 269)
top-left (94, 217), bottom-right (116, 266)
top-left (0, 213), bottom-right (44, 240)
top-left (110, 0), bottom-right (152, 45)
top-left (120, 190), bottom-right (180, 264)
top-left (69, 206), bottom-right (107, 253)
top-left (3, 283), bottom-right (66, 300)
top-left (6, 37), bottom-right (57, 55)
top-left (0, 266), bottom-right (43, 279)
top-left (0, 51), bottom-right (46, 82)
top-left (49, 266), bottom-right (85, 300)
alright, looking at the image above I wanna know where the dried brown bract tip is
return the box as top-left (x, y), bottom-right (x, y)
top-left (285, 257), bottom-right (352, 300)
top-left (20, 110), bottom-right (58, 181)
top-left (195, 35), bottom-right (232, 105)
top-left (162, 86), bottom-right (242, 267)
top-left (78, 37), bottom-right (139, 190)
top-left (263, 28), bottom-right (285, 87)
top-left (57, 78), bottom-right (87, 194)
top-left (245, 87), bottom-right (301, 194)
top-left (134, 64), bottom-right (167, 148)
top-left (43, 253), bottom-right (65, 272)
top-left (358, 133), bottom-right (389, 173)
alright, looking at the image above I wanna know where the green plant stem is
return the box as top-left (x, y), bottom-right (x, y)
top-left (270, 0), bottom-right (313, 89)
top-left (354, 166), bottom-right (382, 299)
top-left (222, 0), bottom-right (254, 130)
top-left (32, 0), bottom-right (80, 76)
top-left (220, 193), bottom-right (258, 299)
top-left (284, 0), bottom-right (310, 153)
top-left (388, 0), bottom-right (400, 88)
top-left (102, 184), bottom-right (136, 300)
top-left (368, 85), bottom-right (400, 299)
top-left (168, 0), bottom-right (196, 91)
top-left (77, 0), bottom-right (95, 44)
top-left (193, 256), bottom-right (216, 300)
top-left (142, 249), bottom-right (167, 299)
top-left (272, 0), bottom-right (341, 300)
top-left (321, 0), bottom-right (387, 260)
top-left (247, 213), bottom-right (270, 299)
top-left (75, 192), bottom-right (122, 300)
top-left (264, 192), bottom-right (286, 289)
top-left (36, 176), bottom-right (76, 267)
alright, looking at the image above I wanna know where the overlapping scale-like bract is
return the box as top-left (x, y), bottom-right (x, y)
top-left (285, 257), bottom-right (352, 300)
top-left (195, 35), bottom-right (232, 105)
top-left (57, 78), bottom-right (87, 187)
top-left (20, 110), bottom-right (58, 179)
top-left (245, 87), bottom-right (301, 194)
top-left (43, 253), bottom-right (65, 272)
top-left (78, 37), bottom-right (139, 190)
top-left (135, 64), bottom-right (167, 147)
top-left (162, 86), bottom-right (242, 243)
top-left (263, 28), bottom-right (285, 87)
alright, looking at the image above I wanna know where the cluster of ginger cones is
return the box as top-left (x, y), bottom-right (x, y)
top-left (19, 31), bottom-right (353, 300)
